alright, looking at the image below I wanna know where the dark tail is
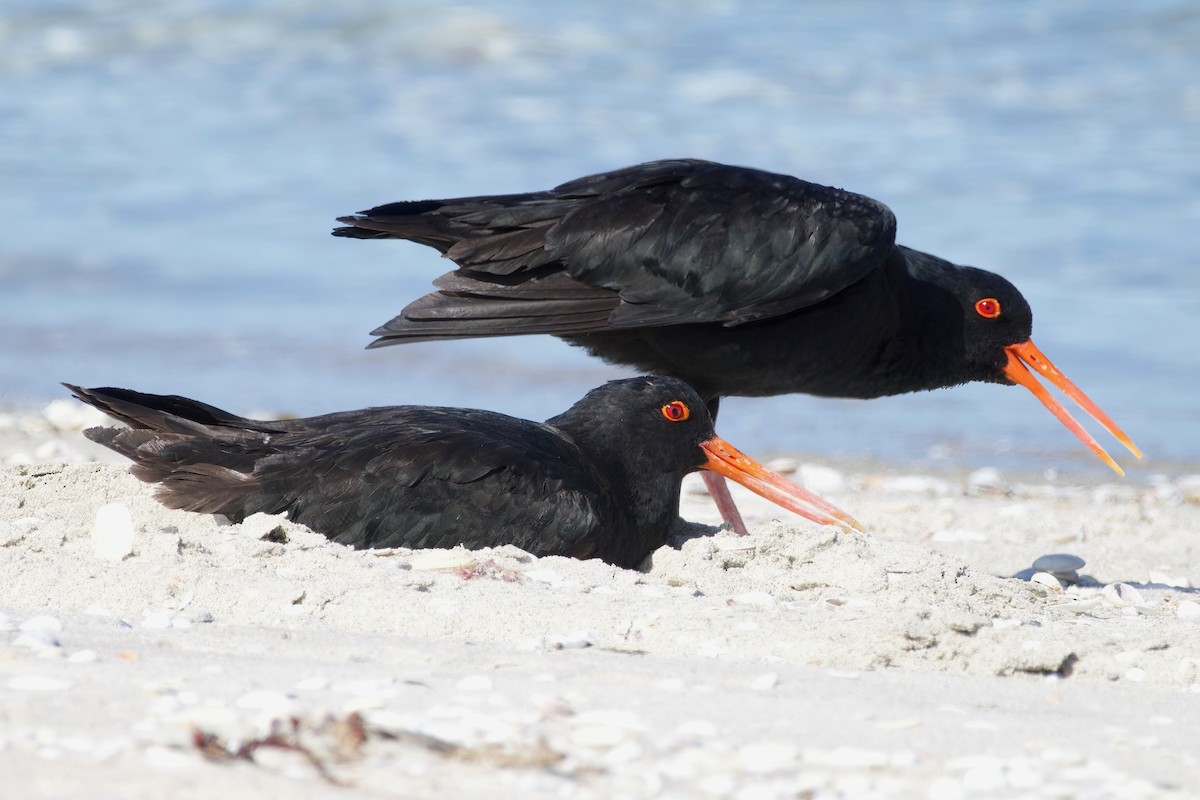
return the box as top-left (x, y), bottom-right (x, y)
top-left (67, 384), bottom-right (273, 519)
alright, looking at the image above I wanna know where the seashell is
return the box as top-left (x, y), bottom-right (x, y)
top-left (1177, 600), bottom-right (1200, 621)
top-left (730, 591), bottom-right (776, 607)
top-left (1029, 572), bottom-right (1064, 591)
top-left (91, 502), bottom-right (135, 562)
top-left (1050, 596), bottom-right (1103, 613)
top-left (966, 467), bottom-right (1006, 495)
top-left (1101, 582), bottom-right (1144, 607)
top-left (407, 549), bottom-right (477, 572)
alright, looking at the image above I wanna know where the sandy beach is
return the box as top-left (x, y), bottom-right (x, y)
top-left (2, 400), bottom-right (1199, 798)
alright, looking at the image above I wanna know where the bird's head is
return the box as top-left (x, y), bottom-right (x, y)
top-left (943, 263), bottom-right (1141, 475)
top-left (554, 375), bottom-right (861, 530)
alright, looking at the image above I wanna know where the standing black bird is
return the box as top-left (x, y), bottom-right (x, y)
top-left (333, 159), bottom-right (1142, 528)
top-left (67, 376), bottom-right (858, 570)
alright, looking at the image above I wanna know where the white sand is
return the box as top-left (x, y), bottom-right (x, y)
top-left (2, 403), bottom-right (1199, 798)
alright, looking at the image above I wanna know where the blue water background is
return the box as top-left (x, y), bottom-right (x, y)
top-left (1, 0), bottom-right (1197, 475)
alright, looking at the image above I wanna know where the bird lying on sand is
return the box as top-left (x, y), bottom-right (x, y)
top-left (333, 158), bottom-right (1142, 530)
top-left (68, 376), bottom-right (859, 569)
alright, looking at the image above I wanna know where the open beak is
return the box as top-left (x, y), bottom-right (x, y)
top-left (1003, 340), bottom-right (1142, 476)
top-left (699, 435), bottom-right (863, 532)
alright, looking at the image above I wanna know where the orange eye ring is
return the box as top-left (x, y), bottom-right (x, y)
top-left (661, 400), bottom-right (690, 422)
top-left (975, 297), bottom-right (1002, 319)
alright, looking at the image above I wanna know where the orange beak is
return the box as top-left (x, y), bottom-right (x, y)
top-left (699, 435), bottom-right (863, 532)
top-left (1003, 340), bottom-right (1142, 476)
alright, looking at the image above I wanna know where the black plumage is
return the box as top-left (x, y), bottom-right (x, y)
top-left (68, 376), bottom-right (856, 569)
top-left (333, 158), bottom-right (1140, 476)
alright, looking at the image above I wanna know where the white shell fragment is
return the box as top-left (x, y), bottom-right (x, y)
top-left (407, 549), bottom-right (477, 572)
top-left (966, 467), bottom-right (1007, 495)
top-left (1178, 600), bottom-right (1200, 621)
top-left (1028, 572), bottom-right (1064, 592)
top-left (91, 503), bottom-right (135, 562)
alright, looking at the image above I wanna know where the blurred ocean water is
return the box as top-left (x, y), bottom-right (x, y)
top-left (1, 0), bottom-right (1197, 473)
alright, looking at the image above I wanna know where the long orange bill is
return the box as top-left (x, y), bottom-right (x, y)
top-left (699, 435), bottom-right (864, 532)
top-left (1003, 340), bottom-right (1142, 477)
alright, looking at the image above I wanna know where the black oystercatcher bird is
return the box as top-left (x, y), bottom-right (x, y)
top-left (333, 159), bottom-right (1142, 529)
top-left (66, 377), bottom-right (859, 569)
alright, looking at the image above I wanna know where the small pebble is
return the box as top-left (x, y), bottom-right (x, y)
top-left (1031, 553), bottom-right (1085, 575)
top-left (67, 649), bottom-right (99, 663)
top-left (91, 502), bottom-right (135, 562)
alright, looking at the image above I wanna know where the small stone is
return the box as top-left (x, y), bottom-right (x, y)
top-left (1031, 553), bottom-right (1085, 575)
top-left (91, 503), bottom-right (135, 562)
top-left (67, 650), bottom-right (99, 663)
top-left (1123, 667), bottom-right (1147, 682)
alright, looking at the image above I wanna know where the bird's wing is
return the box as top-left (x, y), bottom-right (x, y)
top-left (74, 390), bottom-right (614, 559)
top-left (342, 160), bottom-right (896, 338)
top-left (549, 160), bottom-right (897, 326)
top-left (244, 409), bottom-right (614, 557)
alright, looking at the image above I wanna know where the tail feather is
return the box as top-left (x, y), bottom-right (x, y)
top-left (71, 385), bottom-right (277, 521)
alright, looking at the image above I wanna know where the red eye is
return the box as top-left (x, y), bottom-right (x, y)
top-left (661, 400), bottom-right (690, 422)
top-left (975, 298), bottom-right (1001, 319)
